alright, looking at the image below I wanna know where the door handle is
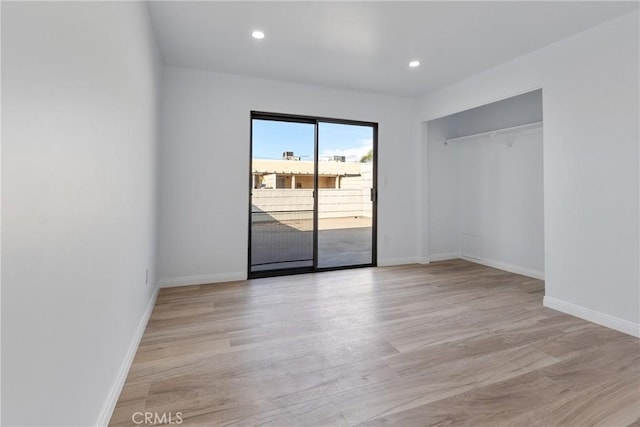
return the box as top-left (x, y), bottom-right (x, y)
top-left (370, 188), bottom-right (377, 202)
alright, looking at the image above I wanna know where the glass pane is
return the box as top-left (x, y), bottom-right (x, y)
top-left (250, 119), bottom-right (315, 273)
top-left (317, 122), bottom-right (374, 268)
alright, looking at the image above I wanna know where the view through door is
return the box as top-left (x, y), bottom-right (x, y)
top-left (249, 113), bottom-right (377, 278)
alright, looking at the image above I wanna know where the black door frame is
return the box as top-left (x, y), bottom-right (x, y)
top-left (248, 111), bottom-right (378, 279)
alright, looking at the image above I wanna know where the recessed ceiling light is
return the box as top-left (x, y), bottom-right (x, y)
top-left (251, 30), bottom-right (265, 40)
top-left (409, 60), bottom-right (421, 68)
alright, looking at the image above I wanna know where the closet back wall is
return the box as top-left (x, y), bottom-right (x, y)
top-left (427, 90), bottom-right (544, 278)
top-left (158, 67), bottom-right (420, 285)
top-left (457, 126), bottom-right (544, 277)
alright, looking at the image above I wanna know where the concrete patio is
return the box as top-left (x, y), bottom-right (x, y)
top-left (250, 216), bottom-right (373, 271)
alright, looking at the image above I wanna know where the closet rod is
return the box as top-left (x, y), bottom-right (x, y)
top-left (444, 121), bottom-right (543, 145)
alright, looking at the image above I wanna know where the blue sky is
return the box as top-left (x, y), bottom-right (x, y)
top-left (252, 119), bottom-right (373, 162)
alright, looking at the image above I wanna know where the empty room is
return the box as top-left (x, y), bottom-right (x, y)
top-left (2, 1), bottom-right (639, 426)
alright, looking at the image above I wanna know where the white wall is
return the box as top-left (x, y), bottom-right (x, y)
top-left (2, 2), bottom-right (161, 426)
top-left (542, 12), bottom-right (639, 333)
top-left (420, 11), bottom-right (640, 335)
top-left (419, 49), bottom-right (545, 123)
top-left (158, 67), bottom-right (420, 285)
top-left (425, 116), bottom-right (460, 260)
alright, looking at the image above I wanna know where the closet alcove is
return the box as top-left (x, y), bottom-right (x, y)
top-left (425, 89), bottom-right (544, 280)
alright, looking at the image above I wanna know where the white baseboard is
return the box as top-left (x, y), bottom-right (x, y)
top-left (461, 256), bottom-right (545, 280)
top-left (158, 272), bottom-right (246, 288)
top-left (97, 285), bottom-right (160, 426)
top-left (377, 257), bottom-right (422, 267)
top-left (544, 296), bottom-right (640, 338)
top-left (427, 252), bottom-right (461, 262)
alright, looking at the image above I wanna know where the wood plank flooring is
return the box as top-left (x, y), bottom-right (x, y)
top-left (109, 260), bottom-right (640, 426)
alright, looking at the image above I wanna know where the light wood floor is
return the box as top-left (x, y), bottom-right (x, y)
top-left (110, 260), bottom-right (640, 426)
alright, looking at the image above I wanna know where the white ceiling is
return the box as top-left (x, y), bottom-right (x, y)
top-left (147, 1), bottom-right (639, 98)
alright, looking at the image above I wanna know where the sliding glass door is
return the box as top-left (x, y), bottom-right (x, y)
top-left (249, 112), bottom-right (377, 278)
top-left (317, 122), bottom-right (375, 268)
top-left (250, 118), bottom-right (316, 274)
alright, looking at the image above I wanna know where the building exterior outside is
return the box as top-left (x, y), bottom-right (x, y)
top-left (252, 155), bottom-right (373, 220)
top-left (252, 158), bottom-right (370, 190)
